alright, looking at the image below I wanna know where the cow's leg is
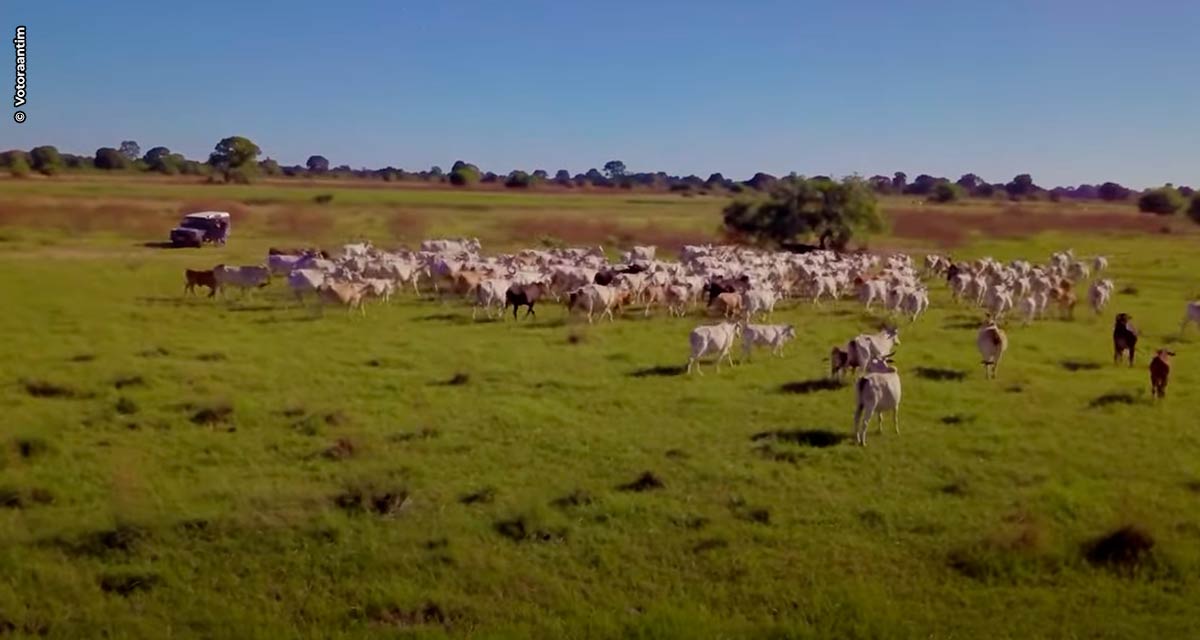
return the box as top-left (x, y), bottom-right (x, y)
top-left (893, 406), bottom-right (901, 434)
top-left (723, 348), bottom-right (735, 369)
top-left (526, 303), bottom-right (535, 318)
top-left (742, 342), bottom-right (752, 363)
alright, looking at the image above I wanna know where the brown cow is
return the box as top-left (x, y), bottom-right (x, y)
top-left (710, 292), bottom-right (743, 319)
top-left (184, 269), bottom-right (217, 297)
top-left (1150, 349), bottom-right (1174, 399)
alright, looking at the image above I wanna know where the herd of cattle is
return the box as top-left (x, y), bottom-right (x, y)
top-left (181, 239), bottom-right (1200, 445)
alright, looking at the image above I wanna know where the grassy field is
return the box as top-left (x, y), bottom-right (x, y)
top-left (1, 178), bottom-right (1198, 638)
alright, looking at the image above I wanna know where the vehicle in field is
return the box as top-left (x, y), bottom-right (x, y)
top-left (170, 211), bottom-right (231, 247)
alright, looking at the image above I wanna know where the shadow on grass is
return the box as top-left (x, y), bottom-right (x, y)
top-left (1061, 360), bottom-right (1103, 372)
top-left (779, 378), bottom-right (844, 394)
top-left (915, 367), bottom-right (968, 382)
top-left (943, 320), bottom-right (984, 330)
top-left (751, 429), bottom-right (847, 448)
top-left (1089, 392), bottom-right (1137, 409)
top-left (416, 313), bottom-right (466, 323)
top-left (140, 242), bottom-right (188, 250)
top-left (629, 365), bottom-right (686, 378)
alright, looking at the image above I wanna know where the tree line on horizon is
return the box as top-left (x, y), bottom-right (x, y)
top-left (1, 137), bottom-right (1197, 219)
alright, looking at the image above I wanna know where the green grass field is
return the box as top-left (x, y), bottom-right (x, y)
top-left (1, 179), bottom-right (1198, 638)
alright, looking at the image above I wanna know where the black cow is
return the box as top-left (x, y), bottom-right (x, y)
top-left (1113, 313), bottom-right (1138, 366)
top-left (506, 282), bottom-right (548, 320)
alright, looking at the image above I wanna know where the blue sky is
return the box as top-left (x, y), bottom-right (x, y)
top-left (5, 1), bottom-right (1199, 187)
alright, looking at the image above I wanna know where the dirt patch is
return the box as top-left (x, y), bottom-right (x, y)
top-left (751, 429), bottom-right (846, 448)
top-left (914, 367), bottom-right (968, 382)
top-left (493, 516), bottom-right (567, 543)
top-left (322, 438), bottom-right (358, 461)
top-left (386, 210), bottom-right (430, 241)
top-left (190, 403), bottom-right (233, 425)
top-left (265, 207), bottom-right (334, 238)
top-left (99, 571), bottom-right (162, 597)
top-left (115, 397), bottom-right (139, 415)
top-left (13, 437), bottom-right (51, 459)
top-left (137, 347), bottom-right (171, 358)
top-left (113, 375), bottom-right (145, 389)
top-left (617, 471), bottom-right (665, 492)
top-left (333, 484), bottom-right (411, 517)
top-left (1060, 360), bottom-right (1102, 372)
top-left (890, 205), bottom-right (1167, 248)
top-left (1089, 392), bottom-right (1137, 409)
top-left (550, 489), bottom-right (595, 509)
top-left (390, 427), bottom-right (440, 443)
top-left (692, 538), bottom-right (729, 554)
top-left (21, 379), bottom-right (87, 399)
top-left (779, 378), bottom-right (844, 394)
top-left (629, 365), bottom-right (686, 378)
top-left (459, 487), bottom-right (496, 505)
top-left (363, 602), bottom-right (452, 629)
top-left (1084, 525), bottom-right (1156, 574)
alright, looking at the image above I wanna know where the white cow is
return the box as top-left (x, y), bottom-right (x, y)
top-left (976, 319), bottom-right (1009, 379)
top-left (1181, 301), bottom-right (1200, 335)
top-left (287, 268), bottom-right (327, 304)
top-left (742, 324), bottom-right (796, 360)
top-left (743, 289), bottom-right (778, 320)
top-left (267, 253), bottom-right (305, 276)
top-left (213, 264), bottom-right (270, 296)
top-left (1093, 256), bottom-right (1109, 273)
top-left (852, 356), bottom-right (902, 446)
top-left (1088, 279), bottom-right (1114, 314)
top-left (569, 284), bottom-right (619, 323)
top-left (846, 328), bottom-right (901, 373)
top-left (473, 278), bottom-right (512, 320)
top-left (686, 322), bottom-right (741, 375)
top-left (900, 288), bottom-right (930, 321)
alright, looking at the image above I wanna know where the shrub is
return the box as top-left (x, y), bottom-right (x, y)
top-left (929, 182), bottom-right (965, 203)
top-left (1138, 187), bottom-right (1185, 215)
top-left (7, 152), bottom-right (31, 178)
top-left (505, 171), bottom-right (532, 189)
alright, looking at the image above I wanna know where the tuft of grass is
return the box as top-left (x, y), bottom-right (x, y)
top-left (115, 397), bottom-right (139, 415)
top-left (190, 403), bottom-right (233, 425)
top-left (99, 570), bottom-right (162, 596)
top-left (21, 379), bottom-right (84, 399)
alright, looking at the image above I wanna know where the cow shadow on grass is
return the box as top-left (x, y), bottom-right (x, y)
top-left (779, 378), bottom-right (843, 395)
top-left (136, 296), bottom-right (193, 307)
top-left (140, 242), bottom-right (189, 250)
top-left (629, 365), bottom-right (687, 378)
top-left (1060, 360), bottom-right (1103, 372)
top-left (1089, 392), bottom-right (1139, 409)
top-left (914, 367), bottom-right (968, 382)
top-left (224, 304), bottom-right (279, 313)
top-left (751, 429), bottom-right (847, 448)
top-left (416, 313), bottom-right (471, 325)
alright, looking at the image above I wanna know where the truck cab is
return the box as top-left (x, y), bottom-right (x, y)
top-left (170, 211), bottom-right (231, 248)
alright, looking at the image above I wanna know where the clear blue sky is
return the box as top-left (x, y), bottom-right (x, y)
top-left (6, 0), bottom-right (1199, 188)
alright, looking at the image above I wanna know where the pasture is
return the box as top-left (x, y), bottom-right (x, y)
top-left (1, 179), bottom-right (1199, 638)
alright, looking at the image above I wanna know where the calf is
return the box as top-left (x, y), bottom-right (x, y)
top-left (473, 278), bottom-right (511, 320)
top-left (976, 318), bottom-right (1009, 379)
top-left (505, 281), bottom-right (548, 320)
top-left (318, 281), bottom-right (368, 315)
top-left (741, 324), bottom-right (796, 360)
top-left (184, 269), bottom-right (217, 297)
top-left (1149, 349), bottom-right (1174, 399)
top-left (710, 292), bottom-right (744, 319)
top-left (1113, 313), bottom-right (1138, 366)
top-left (686, 321), bottom-right (741, 375)
top-left (853, 355), bottom-right (902, 446)
top-left (830, 346), bottom-right (853, 381)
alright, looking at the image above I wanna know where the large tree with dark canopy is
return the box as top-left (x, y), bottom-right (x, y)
top-left (306, 155), bottom-right (330, 173)
top-left (208, 136), bottom-right (261, 183)
top-left (722, 176), bottom-right (884, 251)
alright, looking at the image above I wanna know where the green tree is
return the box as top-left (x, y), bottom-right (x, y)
top-left (259, 157), bottom-right (282, 176)
top-left (1138, 187), bottom-right (1185, 215)
top-left (1187, 194), bottom-right (1200, 225)
top-left (143, 146), bottom-right (171, 165)
top-left (207, 136), bottom-right (261, 183)
top-left (1005, 173), bottom-right (1037, 198)
top-left (1098, 181), bottom-right (1130, 201)
top-left (505, 170), bottom-right (532, 188)
top-left (29, 145), bottom-right (63, 175)
top-left (306, 155), bottom-right (330, 173)
top-left (119, 140), bottom-right (141, 161)
top-left (603, 160), bottom-right (626, 180)
top-left (94, 147), bottom-right (131, 170)
top-left (5, 151), bottom-right (31, 178)
top-left (929, 182), bottom-right (965, 203)
top-left (722, 175), bottom-right (885, 250)
top-left (449, 161), bottom-right (481, 186)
